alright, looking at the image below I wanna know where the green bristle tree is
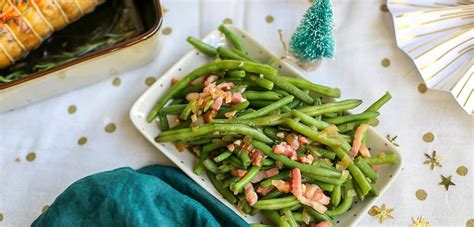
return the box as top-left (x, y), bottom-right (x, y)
top-left (289, 0), bottom-right (335, 63)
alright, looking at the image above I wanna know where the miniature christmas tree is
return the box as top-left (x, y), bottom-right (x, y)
top-left (289, 0), bottom-right (334, 64)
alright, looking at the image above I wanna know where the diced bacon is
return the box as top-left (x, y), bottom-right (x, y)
top-left (315, 220), bottom-right (331, 227)
top-left (231, 169), bottom-right (248, 179)
top-left (171, 77), bottom-right (180, 85)
top-left (202, 111), bottom-right (216, 123)
top-left (304, 184), bottom-right (317, 199)
top-left (251, 168), bottom-right (279, 183)
top-left (227, 144), bottom-right (235, 152)
top-left (298, 136), bottom-right (309, 145)
top-left (273, 142), bottom-right (297, 160)
top-left (231, 93), bottom-right (244, 104)
top-left (299, 154), bottom-right (314, 164)
top-left (250, 150), bottom-right (264, 167)
top-left (272, 180), bottom-right (291, 193)
top-left (244, 183), bottom-right (258, 206)
top-left (211, 96), bottom-right (223, 111)
top-left (276, 132), bottom-right (285, 139)
top-left (359, 144), bottom-right (371, 158)
top-left (350, 124), bottom-right (369, 158)
top-left (257, 185), bottom-right (274, 196)
top-left (291, 168), bottom-right (302, 197)
top-left (224, 92), bottom-right (233, 104)
top-left (273, 143), bottom-right (286, 154)
top-left (186, 92), bottom-right (200, 101)
top-left (286, 133), bottom-right (300, 150)
top-left (216, 82), bottom-right (235, 91)
top-left (372, 164), bottom-right (381, 172)
top-left (204, 75), bottom-right (218, 86)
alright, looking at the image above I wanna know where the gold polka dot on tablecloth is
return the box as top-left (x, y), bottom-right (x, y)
top-left (457, 166), bottom-right (468, 176)
top-left (112, 78), bottom-right (121, 87)
top-left (105, 123), bottom-right (117, 133)
top-left (0, 212), bottom-right (3, 221)
top-left (223, 18), bottom-right (233, 24)
top-left (381, 58), bottom-right (390, 67)
top-left (418, 84), bottom-right (427, 94)
top-left (68, 105), bottom-right (77, 114)
top-left (42, 205), bottom-right (49, 213)
top-left (265, 15), bottom-right (274, 23)
top-left (422, 132), bottom-right (434, 143)
top-left (15, 157), bottom-right (20, 163)
top-left (162, 27), bottom-right (172, 35)
top-left (26, 152), bottom-right (36, 162)
top-left (380, 4), bottom-right (388, 12)
top-left (78, 137), bottom-right (88, 145)
top-left (415, 189), bottom-right (427, 201)
top-left (145, 77), bottom-right (157, 86)
top-left (467, 219), bottom-right (474, 227)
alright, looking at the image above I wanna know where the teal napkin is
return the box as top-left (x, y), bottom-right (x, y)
top-left (32, 165), bottom-right (248, 227)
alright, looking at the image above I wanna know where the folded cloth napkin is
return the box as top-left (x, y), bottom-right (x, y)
top-left (32, 165), bottom-right (249, 227)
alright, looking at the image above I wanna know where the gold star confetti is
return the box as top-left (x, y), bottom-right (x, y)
top-left (411, 216), bottom-right (431, 227)
top-left (369, 204), bottom-right (394, 224)
top-left (386, 134), bottom-right (399, 146)
top-left (439, 175), bottom-right (455, 191)
top-left (424, 151), bottom-right (442, 170)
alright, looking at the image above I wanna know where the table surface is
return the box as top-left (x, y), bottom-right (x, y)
top-left (1, 0), bottom-right (473, 226)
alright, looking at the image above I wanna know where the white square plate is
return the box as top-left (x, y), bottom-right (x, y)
top-left (130, 25), bottom-right (403, 226)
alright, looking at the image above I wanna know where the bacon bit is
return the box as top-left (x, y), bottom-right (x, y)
top-left (372, 164), bottom-right (381, 172)
top-left (216, 82), bottom-right (235, 91)
top-left (291, 168), bottom-right (303, 197)
top-left (273, 143), bottom-right (286, 154)
top-left (350, 124), bottom-right (369, 158)
top-left (202, 111), bottom-right (216, 123)
top-left (359, 144), bottom-right (371, 158)
top-left (227, 144), bottom-right (235, 152)
top-left (204, 75), bottom-right (218, 86)
top-left (171, 77), bottom-right (180, 85)
top-left (299, 154), bottom-right (314, 164)
top-left (225, 110), bottom-right (237, 118)
top-left (276, 132), bottom-right (285, 139)
top-left (250, 150), bottom-right (264, 167)
top-left (256, 185), bottom-right (274, 196)
top-left (273, 142), bottom-right (297, 160)
top-left (314, 220), bottom-right (331, 227)
top-left (244, 183), bottom-right (258, 206)
top-left (231, 169), bottom-right (248, 179)
top-left (272, 180), bottom-right (291, 193)
top-left (231, 93), bottom-right (244, 104)
top-left (211, 96), bottom-right (223, 111)
top-left (186, 92), bottom-right (200, 101)
top-left (286, 133), bottom-right (300, 150)
top-left (224, 93), bottom-right (233, 104)
top-left (298, 136), bottom-right (309, 145)
top-left (251, 168), bottom-right (279, 183)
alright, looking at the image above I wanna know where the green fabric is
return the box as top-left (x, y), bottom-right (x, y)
top-left (32, 165), bottom-right (248, 227)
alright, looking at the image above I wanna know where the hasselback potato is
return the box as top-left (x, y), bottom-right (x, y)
top-left (0, 0), bottom-right (105, 69)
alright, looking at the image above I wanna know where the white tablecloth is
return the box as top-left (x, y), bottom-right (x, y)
top-left (1, 0), bottom-right (473, 226)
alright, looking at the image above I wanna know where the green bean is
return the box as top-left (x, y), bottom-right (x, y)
top-left (325, 190), bottom-right (355, 217)
top-left (325, 111), bottom-right (379, 125)
top-left (238, 96), bottom-right (294, 120)
top-left (262, 210), bottom-right (291, 227)
top-left (247, 74), bottom-right (274, 90)
top-left (273, 88), bottom-right (290, 96)
top-left (228, 156), bottom-right (247, 169)
top-left (253, 196), bottom-right (300, 210)
top-left (250, 224), bottom-right (273, 227)
top-left (293, 212), bottom-right (314, 224)
top-left (263, 158), bottom-right (275, 166)
top-left (353, 181), bottom-right (365, 202)
top-left (194, 151), bottom-right (210, 175)
top-left (186, 36), bottom-right (218, 57)
top-left (308, 146), bottom-right (336, 160)
top-left (238, 195), bottom-right (253, 214)
top-left (175, 137), bottom-right (211, 145)
top-left (331, 186), bottom-right (342, 206)
top-left (217, 47), bottom-right (249, 61)
top-left (173, 84), bottom-right (204, 98)
top-left (218, 24), bottom-right (246, 52)
top-left (291, 109), bottom-right (329, 130)
top-left (365, 152), bottom-right (398, 165)
top-left (231, 48), bottom-right (257, 62)
top-left (261, 190), bottom-right (285, 200)
top-left (170, 98), bottom-right (185, 105)
top-left (203, 159), bottom-right (219, 174)
top-left (237, 148), bottom-right (251, 167)
top-left (312, 181), bottom-right (335, 192)
top-left (281, 209), bottom-right (298, 227)
top-left (207, 172), bottom-right (238, 204)
top-left (214, 151), bottom-right (233, 162)
top-left (263, 127), bottom-right (282, 142)
top-left (355, 157), bottom-right (379, 182)
top-left (287, 99), bottom-right (301, 109)
top-left (230, 166), bottom-right (261, 194)
top-left (147, 60), bottom-right (277, 122)
top-left (330, 146), bottom-right (372, 196)
top-left (280, 76), bottom-right (340, 98)
top-left (260, 170), bottom-right (291, 187)
top-left (300, 99), bottom-right (362, 117)
top-left (303, 173), bottom-right (346, 186)
top-left (365, 92), bottom-right (392, 112)
top-left (222, 176), bottom-right (239, 188)
top-left (216, 101), bottom-right (250, 118)
top-left (180, 99), bottom-right (197, 120)
top-left (217, 164), bottom-right (231, 173)
top-left (323, 112), bottom-right (338, 118)
top-left (159, 104), bottom-right (187, 115)
top-left (227, 70), bottom-right (246, 78)
top-left (369, 183), bottom-right (380, 196)
top-left (169, 119), bottom-right (191, 130)
top-left (155, 124), bottom-right (273, 144)
top-left (248, 100), bottom-right (274, 109)
top-left (203, 143), bottom-right (226, 153)
top-left (158, 114), bottom-right (169, 131)
top-left (304, 207), bottom-right (336, 227)
top-left (289, 204), bottom-right (303, 212)
top-left (286, 118), bottom-right (344, 147)
top-left (244, 91), bottom-right (282, 100)
top-left (281, 105), bottom-right (292, 113)
top-left (252, 140), bottom-right (341, 178)
top-left (263, 74), bottom-right (314, 104)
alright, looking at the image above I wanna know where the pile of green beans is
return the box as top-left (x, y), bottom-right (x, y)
top-left (149, 25), bottom-right (398, 227)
